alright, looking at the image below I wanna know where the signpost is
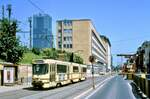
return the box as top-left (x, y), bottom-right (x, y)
top-left (89, 55), bottom-right (95, 89)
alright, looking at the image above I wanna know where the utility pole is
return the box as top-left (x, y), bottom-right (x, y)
top-left (89, 55), bottom-right (96, 89)
top-left (28, 17), bottom-right (32, 49)
top-left (6, 4), bottom-right (11, 21)
top-left (2, 5), bottom-right (5, 19)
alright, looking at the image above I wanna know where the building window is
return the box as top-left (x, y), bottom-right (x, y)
top-left (67, 37), bottom-right (69, 41)
top-left (58, 37), bottom-right (61, 41)
top-left (58, 42), bottom-right (62, 48)
top-left (70, 44), bottom-right (72, 48)
top-left (70, 37), bottom-right (72, 41)
top-left (64, 37), bottom-right (66, 41)
top-left (63, 20), bottom-right (72, 26)
top-left (67, 44), bottom-right (69, 48)
top-left (63, 44), bottom-right (66, 48)
top-left (58, 45), bottom-right (61, 48)
top-left (64, 29), bottom-right (72, 33)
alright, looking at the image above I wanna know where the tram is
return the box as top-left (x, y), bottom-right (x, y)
top-left (32, 59), bottom-right (87, 88)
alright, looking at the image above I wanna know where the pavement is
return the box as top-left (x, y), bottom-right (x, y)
top-left (0, 83), bottom-right (32, 94)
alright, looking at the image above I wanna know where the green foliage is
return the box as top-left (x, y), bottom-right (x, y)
top-left (20, 52), bottom-right (43, 64)
top-left (42, 48), bottom-right (58, 59)
top-left (32, 48), bottom-right (41, 55)
top-left (74, 54), bottom-right (84, 64)
top-left (23, 46), bottom-right (30, 53)
top-left (63, 52), bottom-right (72, 62)
top-left (0, 19), bottom-right (25, 64)
top-left (41, 48), bottom-right (83, 64)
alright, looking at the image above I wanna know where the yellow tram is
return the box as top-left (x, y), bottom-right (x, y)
top-left (32, 59), bottom-right (87, 88)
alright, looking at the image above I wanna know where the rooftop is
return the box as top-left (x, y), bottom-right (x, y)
top-left (57, 19), bottom-right (91, 22)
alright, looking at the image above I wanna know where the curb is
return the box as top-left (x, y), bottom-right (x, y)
top-left (131, 82), bottom-right (149, 99)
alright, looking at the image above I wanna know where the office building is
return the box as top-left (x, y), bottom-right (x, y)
top-left (100, 35), bottom-right (112, 72)
top-left (56, 19), bottom-right (108, 70)
top-left (32, 13), bottom-right (53, 49)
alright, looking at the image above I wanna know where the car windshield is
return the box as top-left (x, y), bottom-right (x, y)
top-left (33, 64), bottom-right (48, 75)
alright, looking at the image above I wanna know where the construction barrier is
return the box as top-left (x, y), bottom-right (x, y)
top-left (132, 74), bottom-right (150, 98)
top-left (126, 73), bottom-right (133, 80)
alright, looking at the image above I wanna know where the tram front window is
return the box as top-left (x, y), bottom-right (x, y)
top-left (33, 64), bottom-right (48, 75)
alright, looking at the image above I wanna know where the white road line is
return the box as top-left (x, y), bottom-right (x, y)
top-left (74, 76), bottom-right (114, 99)
top-left (85, 76), bottom-right (113, 99)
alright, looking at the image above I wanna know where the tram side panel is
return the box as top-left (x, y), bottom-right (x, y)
top-left (55, 63), bottom-right (70, 85)
top-left (71, 64), bottom-right (80, 82)
top-left (80, 65), bottom-right (87, 80)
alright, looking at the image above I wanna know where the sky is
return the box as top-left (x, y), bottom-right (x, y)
top-left (0, 0), bottom-right (150, 66)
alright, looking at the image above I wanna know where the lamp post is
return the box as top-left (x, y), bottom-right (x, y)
top-left (89, 55), bottom-right (95, 89)
top-left (28, 17), bottom-right (32, 49)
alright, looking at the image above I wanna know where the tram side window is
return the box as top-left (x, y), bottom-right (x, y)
top-left (57, 64), bottom-right (67, 73)
top-left (73, 66), bottom-right (79, 73)
top-left (82, 67), bottom-right (87, 73)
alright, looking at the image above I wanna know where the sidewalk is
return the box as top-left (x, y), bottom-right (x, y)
top-left (0, 83), bottom-right (32, 94)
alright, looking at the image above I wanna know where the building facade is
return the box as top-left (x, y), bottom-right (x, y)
top-left (141, 41), bottom-right (150, 73)
top-left (56, 19), bottom-right (108, 73)
top-left (100, 35), bottom-right (112, 72)
top-left (32, 13), bottom-right (53, 49)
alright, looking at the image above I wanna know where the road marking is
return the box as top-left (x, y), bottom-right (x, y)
top-left (85, 76), bottom-right (113, 99)
top-left (74, 76), bottom-right (114, 99)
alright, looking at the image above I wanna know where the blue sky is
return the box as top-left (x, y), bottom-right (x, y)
top-left (1, 0), bottom-right (150, 66)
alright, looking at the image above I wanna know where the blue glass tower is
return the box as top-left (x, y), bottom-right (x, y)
top-left (32, 13), bottom-right (53, 49)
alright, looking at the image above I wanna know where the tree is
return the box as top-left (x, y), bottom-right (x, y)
top-left (74, 54), bottom-right (83, 64)
top-left (0, 19), bottom-right (25, 64)
top-left (32, 48), bottom-right (41, 55)
top-left (42, 48), bottom-right (58, 59)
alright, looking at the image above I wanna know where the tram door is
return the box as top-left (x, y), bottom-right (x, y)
top-left (49, 64), bottom-right (55, 82)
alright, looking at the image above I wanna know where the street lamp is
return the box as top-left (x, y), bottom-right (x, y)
top-left (28, 17), bottom-right (32, 49)
top-left (89, 55), bottom-right (96, 89)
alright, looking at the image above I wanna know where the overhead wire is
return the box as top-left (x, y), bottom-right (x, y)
top-left (27, 0), bottom-right (45, 14)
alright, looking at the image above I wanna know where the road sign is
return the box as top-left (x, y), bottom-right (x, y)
top-left (89, 55), bottom-right (95, 63)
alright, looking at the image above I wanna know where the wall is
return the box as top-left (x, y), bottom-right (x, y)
top-left (18, 64), bottom-right (32, 84)
top-left (73, 20), bottom-right (91, 64)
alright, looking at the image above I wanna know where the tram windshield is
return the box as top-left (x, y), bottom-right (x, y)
top-left (33, 64), bottom-right (48, 75)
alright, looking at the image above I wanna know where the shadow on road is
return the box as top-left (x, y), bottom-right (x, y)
top-left (23, 87), bottom-right (55, 91)
top-left (22, 82), bottom-right (76, 91)
top-left (23, 80), bottom-right (84, 91)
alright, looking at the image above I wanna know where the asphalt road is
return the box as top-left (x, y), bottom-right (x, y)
top-left (0, 75), bottom-right (111, 99)
top-left (87, 75), bottom-right (136, 99)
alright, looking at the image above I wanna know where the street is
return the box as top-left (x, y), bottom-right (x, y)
top-left (86, 75), bottom-right (136, 99)
top-left (0, 75), bottom-right (137, 99)
top-left (0, 75), bottom-right (111, 99)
